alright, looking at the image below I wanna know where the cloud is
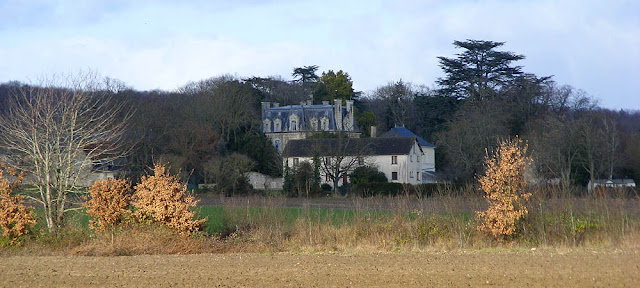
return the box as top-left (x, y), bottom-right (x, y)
top-left (0, 0), bottom-right (638, 109)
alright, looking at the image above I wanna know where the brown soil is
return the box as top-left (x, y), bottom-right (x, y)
top-left (2, 249), bottom-right (638, 287)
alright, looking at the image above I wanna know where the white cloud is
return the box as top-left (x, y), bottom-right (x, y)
top-left (0, 0), bottom-right (638, 109)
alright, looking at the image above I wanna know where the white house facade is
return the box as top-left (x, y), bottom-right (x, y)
top-left (381, 126), bottom-right (436, 183)
top-left (282, 137), bottom-right (428, 188)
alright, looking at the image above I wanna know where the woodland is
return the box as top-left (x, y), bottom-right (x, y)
top-left (0, 39), bottom-right (638, 195)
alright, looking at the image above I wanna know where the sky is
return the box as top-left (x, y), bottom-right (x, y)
top-left (1, 0), bottom-right (638, 110)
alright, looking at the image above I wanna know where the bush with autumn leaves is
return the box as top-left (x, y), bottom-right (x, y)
top-left (84, 163), bottom-right (205, 236)
top-left (0, 169), bottom-right (37, 246)
top-left (476, 137), bottom-right (532, 241)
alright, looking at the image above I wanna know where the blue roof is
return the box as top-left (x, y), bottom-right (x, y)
top-left (381, 127), bottom-right (435, 148)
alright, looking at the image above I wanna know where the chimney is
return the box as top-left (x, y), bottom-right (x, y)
top-left (345, 100), bottom-right (354, 131)
top-left (370, 126), bottom-right (377, 138)
top-left (306, 100), bottom-right (312, 106)
top-left (334, 99), bottom-right (343, 130)
top-left (261, 102), bottom-right (270, 119)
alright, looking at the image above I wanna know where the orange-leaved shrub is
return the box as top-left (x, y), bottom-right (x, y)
top-left (0, 169), bottom-right (36, 245)
top-left (132, 164), bottom-right (205, 235)
top-left (476, 137), bottom-right (532, 240)
top-left (84, 178), bottom-right (132, 233)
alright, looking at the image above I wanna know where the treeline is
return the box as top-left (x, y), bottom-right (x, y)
top-left (1, 39), bottom-right (638, 192)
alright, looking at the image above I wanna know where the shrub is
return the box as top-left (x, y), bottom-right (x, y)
top-left (83, 178), bottom-right (132, 233)
top-left (476, 137), bottom-right (532, 240)
top-left (287, 161), bottom-right (321, 197)
top-left (133, 164), bottom-right (206, 235)
top-left (349, 166), bottom-right (388, 186)
top-left (0, 170), bottom-right (36, 246)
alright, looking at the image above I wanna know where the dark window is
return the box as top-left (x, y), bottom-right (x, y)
top-left (391, 155), bottom-right (397, 164)
top-left (293, 158), bottom-right (299, 166)
top-left (392, 172), bottom-right (398, 181)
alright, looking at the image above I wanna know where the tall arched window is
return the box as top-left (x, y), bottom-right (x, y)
top-left (291, 120), bottom-right (297, 131)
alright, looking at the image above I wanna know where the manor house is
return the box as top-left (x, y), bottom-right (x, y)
top-left (261, 99), bottom-right (360, 152)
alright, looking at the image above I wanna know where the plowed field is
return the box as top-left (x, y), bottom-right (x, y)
top-left (2, 250), bottom-right (638, 287)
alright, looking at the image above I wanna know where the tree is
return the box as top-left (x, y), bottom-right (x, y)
top-left (292, 65), bottom-right (319, 84)
top-left (0, 73), bottom-right (130, 233)
top-left (414, 92), bottom-right (460, 141)
top-left (437, 39), bottom-right (525, 102)
top-left (356, 111), bottom-right (377, 138)
top-left (477, 137), bottom-right (532, 240)
top-left (371, 80), bottom-right (416, 128)
top-left (436, 101), bottom-right (510, 181)
top-left (314, 70), bottom-right (355, 104)
top-left (289, 161), bottom-right (317, 197)
top-left (183, 75), bottom-right (258, 142)
top-left (204, 153), bottom-right (254, 196)
top-left (245, 76), bottom-right (309, 105)
top-left (313, 136), bottom-right (370, 196)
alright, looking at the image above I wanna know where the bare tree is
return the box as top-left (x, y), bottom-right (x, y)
top-left (311, 136), bottom-right (371, 196)
top-left (0, 73), bottom-right (130, 233)
top-left (370, 80), bottom-right (416, 128)
top-left (182, 76), bottom-right (257, 142)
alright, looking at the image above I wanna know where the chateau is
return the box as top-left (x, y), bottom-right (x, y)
top-left (261, 99), bottom-right (360, 152)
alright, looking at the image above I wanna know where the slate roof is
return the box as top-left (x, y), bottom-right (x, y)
top-left (263, 104), bottom-right (357, 132)
top-left (381, 126), bottom-right (434, 148)
top-left (282, 137), bottom-right (418, 158)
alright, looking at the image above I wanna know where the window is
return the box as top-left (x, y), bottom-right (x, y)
top-left (264, 121), bottom-right (271, 133)
top-left (321, 118), bottom-right (329, 131)
top-left (410, 171), bottom-right (414, 178)
top-left (274, 140), bottom-right (281, 153)
top-left (391, 155), bottom-right (397, 164)
top-left (293, 158), bottom-right (299, 166)
top-left (291, 120), bottom-right (297, 131)
top-left (357, 157), bottom-right (364, 165)
top-left (274, 120), bottom-right (281, 132)
top-left (410, 155), bottom-right (413, 162)
top-left (417, 172), bottom-right (421, 181)
top-left (392, 172), bottom-right (398, 181)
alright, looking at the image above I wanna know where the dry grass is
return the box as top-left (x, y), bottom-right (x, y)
top-left (2, 185), bottom-right (639, 256)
